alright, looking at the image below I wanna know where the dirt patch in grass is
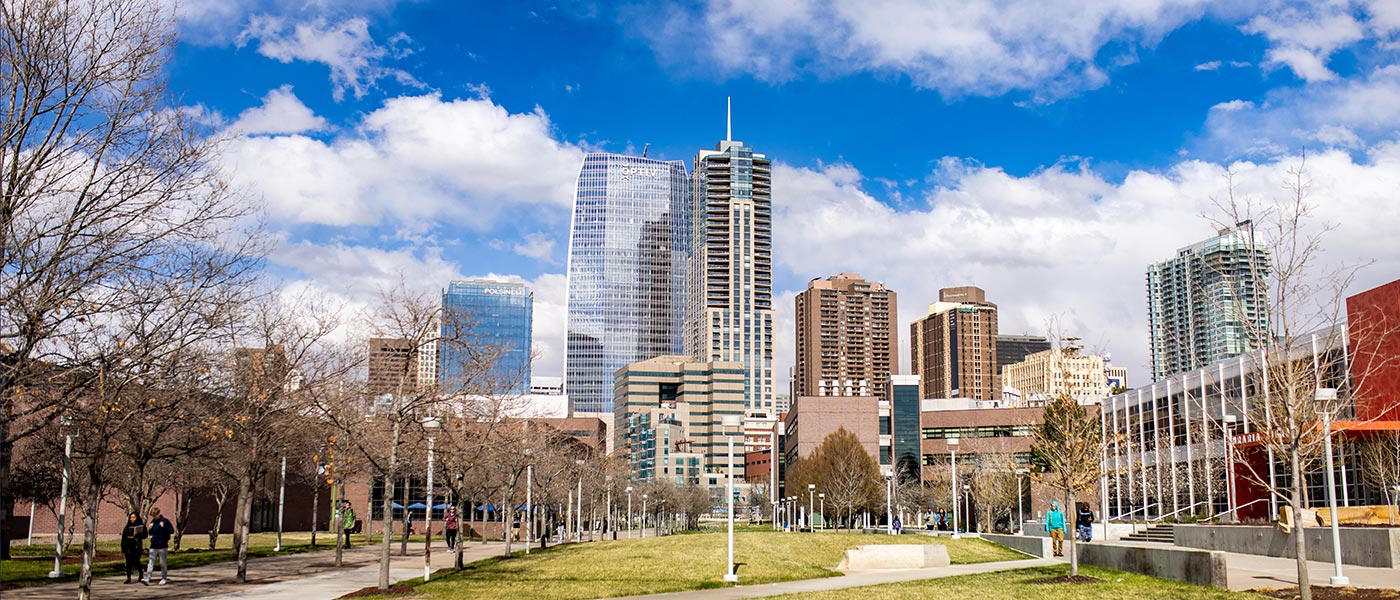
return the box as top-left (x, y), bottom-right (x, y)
top-left (1029, 574), bottom-right (1105, 584)
top-left (1253, 587), bottom-right (1400, 600)
top-left (341, 584), bottom-right (419, 598)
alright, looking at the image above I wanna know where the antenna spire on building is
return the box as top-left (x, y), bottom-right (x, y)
top-left (726, 96), bottom-right (732, 141)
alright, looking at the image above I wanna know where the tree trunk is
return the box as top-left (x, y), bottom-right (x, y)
top-left (173, 486), bottom-right (192, 551)
top-left (76, 462), bottom-right (103, 600)
top-left (454, 497), bottom-right (465, 569)
top-left (209, 487), bottom-right (229, 550)
top-left (399, 474), bottom-right (409, 556)
top-left (1291, 448), bottom-right (1312, 600)
top-left (379, 420), bottom-right (401, 590)
top-left (1066, 490), bottom-right (1078, 576)
top-left (234, 470), bottom-right (255, 583)
top-left (333, 482), bottom-right (344, 567)
top-left (311, 478), bottom-right (319, 547)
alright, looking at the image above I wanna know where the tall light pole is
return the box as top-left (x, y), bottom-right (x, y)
top-left (423, 417), bottom-right (440, 581)
top-left (1224, 415), bottom-right (1238, 521)
top-left (807, 483), bottom-right (816, 532)
top-left (523, 448), bottom-right (533, 554)
top-left (275, 454), bottom-right (287, 551)
top-left (626, 486), bottom-right (634, 539)
top-left (963, 484), bottom-right (971, 533)
top-left (48, 415), bottom-right (73, 579)
top-left (1015, 468), bottom-right (1029, 534)
top-left (575, 459), bottom-right (585, 543)
top-left (885, 474), bottom-right (893, 535)
top-left (723, 414), bottom-right (741, 583)
top-left (948, 437), bottom-right (960, 538)
top-left (1316, 388), bottom-right (1349, 586)
top-left (818, 493), bottom-right (825, 530)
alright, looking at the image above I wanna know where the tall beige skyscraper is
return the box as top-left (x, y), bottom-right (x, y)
top-left (793, 273), bottom-right (898, 398)
top-left (685, 101), bottom-right (775, 412)
top-left (909, 286), bottom-right (999, 401)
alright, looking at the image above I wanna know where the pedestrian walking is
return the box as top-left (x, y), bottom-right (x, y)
top-left (120, 512), bottom-right (147, 584)
top-left (445, 507), bottom-right (459, 550)
top-left (1075, 502), bottom-right (1095, 543)
top-left (341, 501), bottom-right (356, 549)
top-left (144, 507), bottom-right (174, 585)
top-left (1045, 501), bottom-right (1066, 557)
top-left (891, 516), bottom-right (902, 535)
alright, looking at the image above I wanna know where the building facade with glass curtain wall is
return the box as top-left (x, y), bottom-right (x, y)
top-left (565, 152), bottom-right (690, 414)
top-left (439, 280), bottom-right (533, 395)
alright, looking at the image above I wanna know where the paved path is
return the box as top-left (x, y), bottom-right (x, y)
top-left (3, 541), bottom-right (510, 600)
top-left (618, 558), bottom-right (1058, 599)
top-left (1215, 550), bottom-right (1400, 591)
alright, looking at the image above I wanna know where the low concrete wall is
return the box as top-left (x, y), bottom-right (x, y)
top-left (837, 544), bottom-right (951, 571)
top-left (1023, 521), bottom-right (1138, 540)
top-left (1079, 543), bottom-right (1228, 588)
top-left (983, 533), bottom-right (1050, 558)
top-left (1174, 525), bottom-right (1400, 568)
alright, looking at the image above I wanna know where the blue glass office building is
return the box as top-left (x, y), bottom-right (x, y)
top-left (565, 153), bottom-right (690, 414)
top-left (439, 280), bottom-right (533, 395)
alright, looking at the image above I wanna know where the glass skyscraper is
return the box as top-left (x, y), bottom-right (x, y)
top-left (565, 153), bottom-right (690, 414)
top-left (685, 128), bottom-right (774, 413)
top-left (1147, 222), bottom-right (1270, 381)
top-left (439, 279), bottom-right (533, 395)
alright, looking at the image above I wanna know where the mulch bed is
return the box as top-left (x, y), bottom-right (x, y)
top-left (1253, 587), bottom-right (1400, 600)
top-left (340, 584), bottom-right (418, 598)
top-left (1029, 575), bottom-right (1104, 584)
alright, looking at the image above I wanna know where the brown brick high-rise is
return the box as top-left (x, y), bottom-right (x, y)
top-left (910, 286), bottom-right (998, 401)
top-left (794, 273), bottom-right (898, 398)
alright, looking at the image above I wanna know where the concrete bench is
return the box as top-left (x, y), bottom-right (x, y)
top-left (837, 544), bottom-right (951, 571)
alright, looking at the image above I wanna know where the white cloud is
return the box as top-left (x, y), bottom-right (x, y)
top-left (1200, 65), bottom-right (1400, 157)
top-left (238, 16), bottom-right (420, 101)
top-left (1195, 60), bottom-right (1222, 71)
top-left (1243, 5), bottom-right (1366, 82)
top-left (230, 85), bottom-right (327, 135)
top-left (769, 147), bottom-right (1400, 392)
top-left (636, 0), bottom-right (1213, 100)
top-left (223, 94), bottom-right (586, 229)
top-left (512, 233), bottom-right (558, 263)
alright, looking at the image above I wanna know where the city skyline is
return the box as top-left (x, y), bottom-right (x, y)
top-left (160, 1), bottom-right (1400, 396)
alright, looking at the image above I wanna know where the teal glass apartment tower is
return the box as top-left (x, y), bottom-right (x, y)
top-left (1147, 221), bottom-right (1270, 381)
top-left (565, 152), bottom-right (691, 414)
top-left (439, 280), bottom-right (533, 394)
top-left (685, 106), bottom-right (775, 412)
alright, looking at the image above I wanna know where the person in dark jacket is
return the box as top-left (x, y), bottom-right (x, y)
top-left (1075, 502), bottom-right (1095, 543)
top-left (144, 507), bottom-right (175, 585)
top-left (121, 513), bottom-right (147, 584)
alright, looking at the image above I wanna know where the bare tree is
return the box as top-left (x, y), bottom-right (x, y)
top-left (787, 427), bottom-right (881, 531)
top-left (970, 451), bottom-right (1020, 533)
top-left (1358, 433), bottom-right (1400, 525)
top-left (1032, 393), bottom-right (1104, 577)
top-left (1, 0), bottom-right (264, 559)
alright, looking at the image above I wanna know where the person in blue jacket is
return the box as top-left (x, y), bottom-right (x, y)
top-left (1045, 501), bottom-right (1066, 557)
top-left (144, 507), bottom-right (175, 585)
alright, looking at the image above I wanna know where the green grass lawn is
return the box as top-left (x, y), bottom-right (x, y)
top-left (1, 531), bottom-right (342, 589)
top-left (364, 529), bottom-right (1027, 600)
top-left (768, 564), bottom-right (1271, 600)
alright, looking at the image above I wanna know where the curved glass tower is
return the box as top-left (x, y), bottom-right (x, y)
top-left (565, 153), bottom-right (690, 414)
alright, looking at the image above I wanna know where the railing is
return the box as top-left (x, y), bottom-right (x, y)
top-left (1208, 498), bottom-right (1269, 522)
top-left (1150, 500), bottom-right (1211, 524)
top-left (1109, 503), bottom-right (1158, 536)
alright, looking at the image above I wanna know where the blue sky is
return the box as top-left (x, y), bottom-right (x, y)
top-left (168, 0), bottom-right (1400, 390)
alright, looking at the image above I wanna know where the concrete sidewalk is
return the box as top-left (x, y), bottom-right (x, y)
top-left (1217, 551), bottom-right (1400, 591)
top-left (618, 558), bottom-right (1057, 600)
top-left (3, 541), bottom-right (509, 600)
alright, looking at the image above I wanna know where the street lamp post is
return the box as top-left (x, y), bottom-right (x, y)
top-left (1316, 388), bottom-right (1349, 586)
top-left (885, 474), bottom-right (893, 535)
top-left (626, 486), bottom-right (634, 539)
top-left (818, 493), bottom-right (825, 530)
top-left (1015, 469), bottom-right (1029, 534)
top-left (807, 483), bottom-right (816, 532)
top-left (963, 484), bottom-right (971, 534)
top-left (524, 448), bottom-right (533, 555)
top-left (723, 415), bottom-right (741, 583)
top-left (48, 416), bottom-right (73, 579)
top-left (948, 437), bottom-right (960, 538)
top-left (423, 417), bottom-right (440, 581)
top-left (575, 459), bottom-right (585, 543)
top-left (275, 454), bottom-right (287, 551)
